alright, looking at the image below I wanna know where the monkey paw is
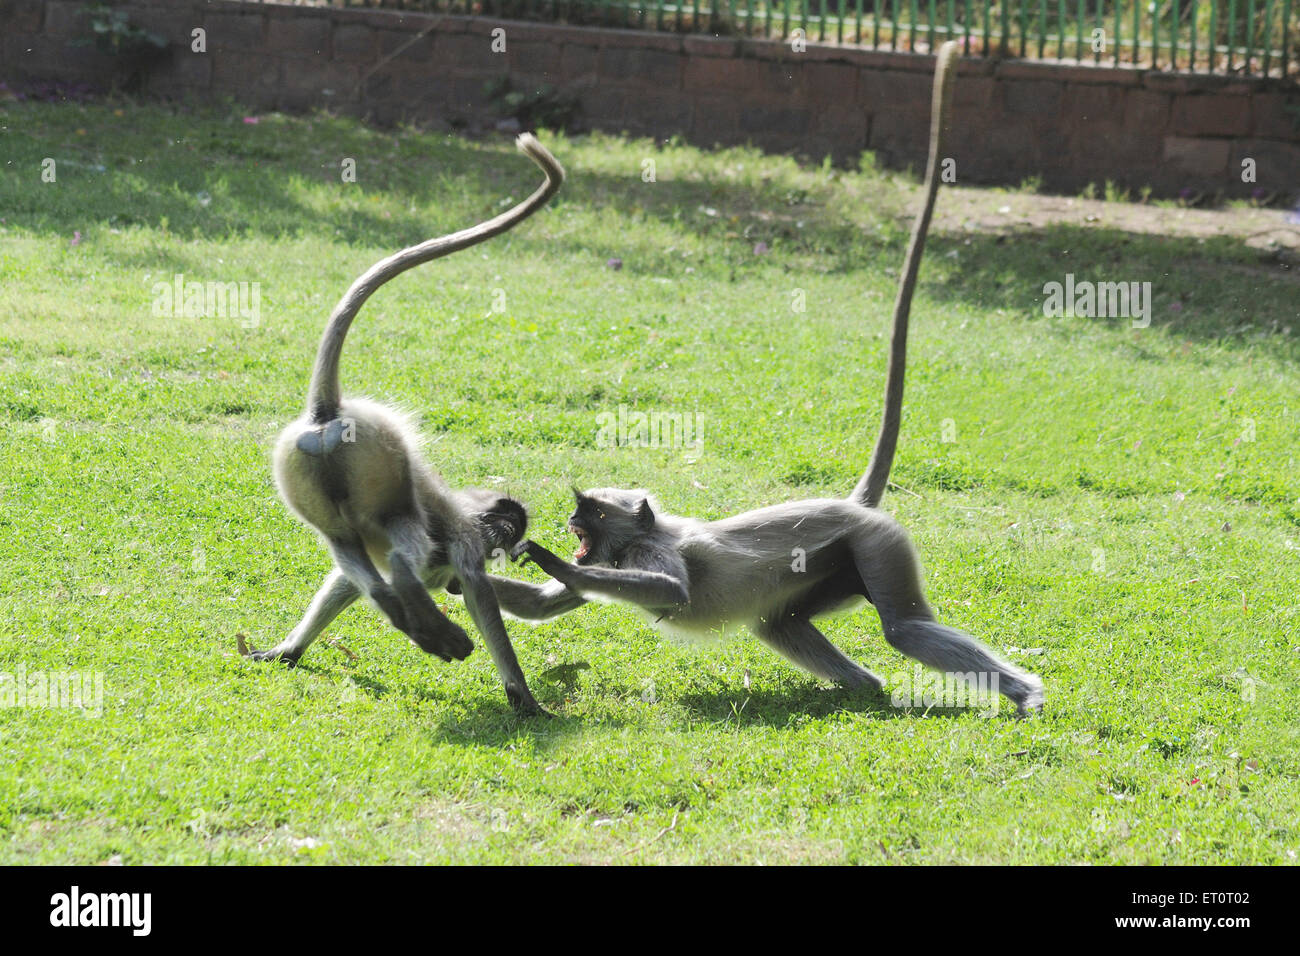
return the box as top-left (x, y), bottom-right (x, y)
top-left (510, 541), bottom-right (572, 581)
top-left (406, 614), bottom-right (474, 663)
top-left (247, 647), bottom-right (302, 667)
top-left (507, 686), bottom-right (553, 719)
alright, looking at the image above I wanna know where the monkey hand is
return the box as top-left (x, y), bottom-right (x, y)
top-left (511, 540), bottom-right (575, 583)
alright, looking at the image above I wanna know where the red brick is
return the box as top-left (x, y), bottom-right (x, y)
top-left (867, 108), bottom-right (927, 164)
top-left (690, 94), bottom-right (742, 145)
top-left (280, 60), bottom-right (358, 110)
top-left (1162, 136), bottom-right (1230, 177)
top-left (211, 49), bottom-right (278, 101)
top-left (1003, 79), bottom-right (1062, 115)
top-left (683, 35), bottom-right (739, 58)
top-left (580, 87), bottom-right (627, 129)
top-left (1250, 92), bottom-right (1300, 141)
top-left (683, 55), bottom-right (757, 92)
top-left (597, 27), bottom-right (682, 53)
top-left (602, 47), bottom-right (683, 87)
top-left (620, 88), bottom-right (691, 136)
top-left (432, 33), bottom-right (500, 71)
top-left (381, 29), bottom-right (435, 63)
top-left (803, 62), bottom-right (855, 106)
top-left (1123, 89), bottom-right (1171, 133)
top-left (43, 0), bottom-right (87, 36)
top-left (1173, 93), bottom-right (1251, 137)
top-left (205, 12), bottom-right (265, 53)
top-left (1062, 83), bottom-right (1126, 122)
top-left (953, 75), bottom-right (995, 110)
top-left (1230, 140), bottom-right (1300, 191)
top-left (2, 0), bottom-right (43, 32)
top-left (812, 103), bottom-right (868, 152)
top-left (756, 59), bottom-right (799, 98)
top-left (1142, 73), bottom-right (1195, 93)
top-left (860, 68), bottom-right (930, 112)
top-left (333, 24), bottom-right (377, 63)
top-left (267, 15), bottom-right (330, 57)
top-left (510, 40), bottom-right (561, 78)
top-left (561, 41), bottom-right (599, 82)
top-left (149, 50), bottom-right (212, 90)
top-left (739, 103), bottom-right (810, 136)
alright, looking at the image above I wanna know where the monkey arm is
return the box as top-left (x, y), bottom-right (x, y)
top-left (489, 576), bottom-right (588, 621)
top-left (514, 541), bottom-right (689, 609)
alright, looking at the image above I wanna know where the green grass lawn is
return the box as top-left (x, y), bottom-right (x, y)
top-left (0, 97), bottom-right (1296, 864)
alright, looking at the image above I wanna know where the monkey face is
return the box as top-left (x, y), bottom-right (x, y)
top-left (569, 488), bottom-right (656, 566)
top-left (457, 488), bottom-right (528, 554)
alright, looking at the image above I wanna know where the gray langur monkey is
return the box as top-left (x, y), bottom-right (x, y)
top-left (509, 43), bottom-right (1046, 715)
top-left (243, 134), bottom-right (564, 717)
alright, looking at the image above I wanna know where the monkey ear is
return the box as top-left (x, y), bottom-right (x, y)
top-left (635, 498), bottom-right (655, 531)
top-left (571, 484), bottom-right (586, 503)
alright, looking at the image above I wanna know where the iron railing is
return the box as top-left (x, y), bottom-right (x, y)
top-left (249, 1), bottom-right (1299, 77)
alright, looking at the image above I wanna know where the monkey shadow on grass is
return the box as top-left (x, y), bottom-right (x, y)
top-left (304, 664), bottom-right (626, 746)
top-left (673, 684), bottom-right (973, 726)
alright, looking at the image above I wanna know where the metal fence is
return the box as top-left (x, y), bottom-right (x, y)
top-left (271, 1), bottom-right (1298, 77)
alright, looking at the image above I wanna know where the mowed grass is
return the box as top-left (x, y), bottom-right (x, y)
top-left (0, 97), bottom-right (1297, 864)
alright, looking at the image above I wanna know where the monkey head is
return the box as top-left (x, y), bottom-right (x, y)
top-left (455, 488), bottom-right (529, 555)
top-left (568, 488), bottom-right (658, 566)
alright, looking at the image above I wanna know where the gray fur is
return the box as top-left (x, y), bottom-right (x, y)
top-left (515, 493), bottom-right (1044, 715)
top-left (250, 136), bottom-right (566, 717)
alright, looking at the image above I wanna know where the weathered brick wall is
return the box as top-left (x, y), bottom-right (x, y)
top-left (3, 0), bottom-right (1297, 196)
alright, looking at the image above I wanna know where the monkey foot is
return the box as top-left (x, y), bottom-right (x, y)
top-left (507, 688), bottom-right (553, 719)
top-left (406, 619), bottom-right (474, 663)
top-left (246, 647), bottom-right (301, 667)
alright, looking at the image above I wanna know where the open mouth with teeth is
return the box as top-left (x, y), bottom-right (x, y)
top-left (569, 522), bottom-right (592, 562)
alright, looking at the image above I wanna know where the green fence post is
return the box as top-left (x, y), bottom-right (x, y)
top-left (1112, 0), bottom-right (1120, 66)
top-left (1261, 0), bottom-right (1275, 75)
top-left (1283, 0), bottom-right (1293, 76)
top-left (1244, 0), bottom-right (1255, 72)
top-left (1152, 0), bottom-right (1159, 68)
top-left (1169, 0), bottom-right (1177, 69)
top-left (1226, 0), bottom-right (1237, 71)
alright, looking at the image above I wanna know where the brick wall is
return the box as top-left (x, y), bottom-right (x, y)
top-left (3, 0), bottom-right (1297, 196)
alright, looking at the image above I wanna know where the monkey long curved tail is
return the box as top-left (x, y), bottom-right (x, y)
top-left (305, 134), bottom-right (565, 424)
top-left (851, 42), bottom-right (959, 508)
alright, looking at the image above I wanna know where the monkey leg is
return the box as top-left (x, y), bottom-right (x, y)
top-left (852, 538), bottom-right (1044, 715)
top-left (384, 518), bottom-right (474, 662)
top-left (754, 615), bottom-right (885, 691)
top-left (251, 568), bottom-right (360, 665)
top-left (450, 541), bottom-right (550, 717)
top-left (327, 537), bottom-right (462, 662)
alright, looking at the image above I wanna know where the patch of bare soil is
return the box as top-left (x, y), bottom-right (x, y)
top-left (937, 189), bottom-right (1300, 267)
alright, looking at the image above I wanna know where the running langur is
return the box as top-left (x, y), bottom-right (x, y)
top-left (511, 44), bottom-right (1045, 714)
top-left (243, 134), bottom-right (564, 716)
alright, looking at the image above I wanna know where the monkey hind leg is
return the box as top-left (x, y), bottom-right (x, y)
top-left (754, 615), bottom-right (885, 692)
top-left (886, 617), bottom-right (1043, 715)
top-left (852, 537), bottom-right (1044, 715)
top-left (389, 552), bottom-right (473, 662)
top-left (328, 536), bottom-right (469, 663)
top-left (384, 517), bottom-right (473, 662)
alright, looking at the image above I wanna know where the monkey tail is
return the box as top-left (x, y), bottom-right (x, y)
top-left (305, 134), bottom-right (565, 424)
top-left (851, 41), bottom-right (959, 508)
